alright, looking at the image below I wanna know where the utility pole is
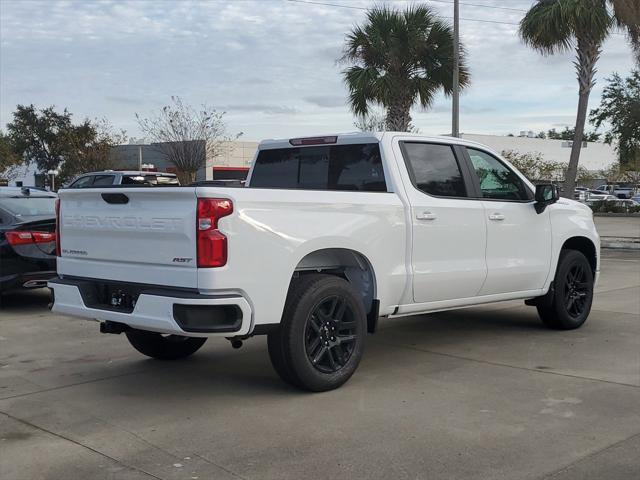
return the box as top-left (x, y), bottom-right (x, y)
top-left (138, 145), bottom-right (143, 170)
top-left (452, 0), bottom-right (460, 138)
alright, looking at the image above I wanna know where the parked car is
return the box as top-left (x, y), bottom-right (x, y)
top-left (49, 133), bottom-right (600, 391)
top-left (585, 190), bottom-right (616, 201)
top-left (0, 187), bottom-right (57, 292)
top-left (67, 171), bottom-right (180, 188)
top-left (574, 187), bottom-right (589, 201)
top-left (594, 184), bottom-right (634, 199)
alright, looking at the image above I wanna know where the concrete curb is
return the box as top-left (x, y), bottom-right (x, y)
top-left (601, 237), bottom-right (640, 250)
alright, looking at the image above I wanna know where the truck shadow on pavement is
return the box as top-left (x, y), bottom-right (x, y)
top-left (0, 288), bottom-right (51, 312)
top-left (79, 304), bottom-right (551, 399)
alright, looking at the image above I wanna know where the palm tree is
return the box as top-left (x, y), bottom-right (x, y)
top-left (341, 5), bottom-right (469, 132)
top-left (520, 0), bottom-right (614, 197)
top-left (609, 0), bottom-right (640, 62)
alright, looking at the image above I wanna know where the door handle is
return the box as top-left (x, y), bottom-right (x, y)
top-left (416, 211), bottom-right (437, 221)
top-left (488, 213), bottom-right (505, 221)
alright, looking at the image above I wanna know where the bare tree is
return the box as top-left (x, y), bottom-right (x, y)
top-left (136, 97), bottom-right (242, 183)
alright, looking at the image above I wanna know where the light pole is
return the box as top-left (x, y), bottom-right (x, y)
top-left (47, 170), bottom-right (59, 191)
top-left (452, 0), bottom-right (460, 138)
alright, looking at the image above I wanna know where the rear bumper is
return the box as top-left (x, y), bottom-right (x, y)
top-left (48, 277), bottom-right (252, 337)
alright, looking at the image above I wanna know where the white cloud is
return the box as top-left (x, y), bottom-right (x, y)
top-left (0, 0), bottom-right (635, 140)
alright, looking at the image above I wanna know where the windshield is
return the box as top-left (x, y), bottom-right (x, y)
top-left (121, 175), bottom-right (180, 186)
top-left (0, 197), bottom-right (56, 217)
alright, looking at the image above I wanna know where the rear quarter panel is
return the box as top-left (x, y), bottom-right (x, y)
top-left (196, 187), bottom-right (407, 326)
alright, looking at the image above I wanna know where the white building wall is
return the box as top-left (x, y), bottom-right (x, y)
top-left (208, 141), bottom-right (259, 168)
top-left (461, 134), bottom-right (617, 171)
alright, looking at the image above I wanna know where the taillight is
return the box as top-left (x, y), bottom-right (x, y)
top-left (55, 198), bottom-right (61, 256)
top-left (197, 198), bottom-right (233, 267)
top-left (6, 231), bottom-right (56, 246)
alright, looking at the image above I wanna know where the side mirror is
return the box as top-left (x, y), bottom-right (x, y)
top-left (534, 184), bottom-right (559, 214)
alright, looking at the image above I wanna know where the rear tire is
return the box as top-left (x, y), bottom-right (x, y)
top-left (537, 249), bottom-right (594, 330)
top-left (125, 329), bottom-right (207, 360)
top-left (267, 274), bottom-right (367, 392)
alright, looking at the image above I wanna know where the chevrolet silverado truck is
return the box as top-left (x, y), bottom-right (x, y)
top-left (49, 133), bottom-right (600, 391)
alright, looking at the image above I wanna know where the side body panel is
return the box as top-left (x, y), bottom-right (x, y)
top-left (479, 200), bottom-right (552, 295)
top-left (196, 187), bottom-right (408, 326)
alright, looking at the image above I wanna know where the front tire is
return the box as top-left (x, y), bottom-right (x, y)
top-left (268, 274), bottom-right (367, 392)
top-left (537, 249), bottom-right (594, 330)
top-left (125, 329), bottom-right (207, 360)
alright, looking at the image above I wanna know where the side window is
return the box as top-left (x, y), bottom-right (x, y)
top-left (91, 175), bottom-right (115, 186)
top-left (467, 148), bottom-right (532, 201)
top-left (69, 176), bottom-right (94, 189)
top-left (402, 142), bottom-right (467, 197)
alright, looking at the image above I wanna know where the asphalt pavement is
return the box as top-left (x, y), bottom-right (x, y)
top-left (1, 249), bottom-right (639, 480)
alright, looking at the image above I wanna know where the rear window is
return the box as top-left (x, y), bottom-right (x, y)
top-left (250, 143), bottom-right (386, 192)
top-left (0, 197), bottom-right (56, 217)
top-left (121, 175), bottom-right (179, 186)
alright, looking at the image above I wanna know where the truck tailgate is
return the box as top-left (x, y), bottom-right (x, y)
top-left (57, 188), bottom-right (199, 288)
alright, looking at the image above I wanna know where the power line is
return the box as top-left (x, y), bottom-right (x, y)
top-left (425, 0), bottom-right (527, 13)
top-left (285, 0), bottom-right (627, 33)
top-left (285, 0), bottom-right (522, 26)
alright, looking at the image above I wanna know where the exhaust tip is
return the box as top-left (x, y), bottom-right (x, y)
top-left (23, 280), bottom-right (47, 288)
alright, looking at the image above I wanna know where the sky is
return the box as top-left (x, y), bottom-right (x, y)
top-left (0, 0), bottom-right (636, 142)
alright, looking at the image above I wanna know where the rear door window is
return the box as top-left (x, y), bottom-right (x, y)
top-left (401, 142), bottom-right (467, 197)
top-left (250, 143), bottom-right (386, 192)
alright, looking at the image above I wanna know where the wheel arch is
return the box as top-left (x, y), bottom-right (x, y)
top-left (291, 248), bottom-right (378, 317)
top-left (561, 236), bottom-right (597, 275)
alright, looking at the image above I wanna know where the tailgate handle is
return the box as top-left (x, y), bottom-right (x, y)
top-left (101, 193), bottom-right (129, 205)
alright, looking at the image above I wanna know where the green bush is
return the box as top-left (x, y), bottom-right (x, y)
top-left (589, 201), bottom-right (640, 214)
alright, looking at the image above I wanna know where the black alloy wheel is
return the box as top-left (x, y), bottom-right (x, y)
top-left (267, 274), bottom-right (367, 391)
top-left (305, 295), bottom-right (358, 374)
top-left (537, 249), bottom-right (594, 330)
top-left (562, 262), bottom-right (590, 318)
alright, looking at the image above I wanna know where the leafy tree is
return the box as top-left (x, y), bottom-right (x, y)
top-left (59, 119), bottom-right (127, 184)
top-left (501, 149), bottom-right (544, 180)
top-left (599, 162), bottom-right (622, 183)
top-left (547, 127), bottom-right (601, 142)
top-left (136, 96), bottom-right (242, 184)
top-left (0, 131), bottom-right (24, 180)
top-left (590, 70), bottom-right (640, 171)
top-left (6, 105), bottom-right (74, 172)
top-left (341, 4), bottom-right (469, 132)
top-left (520, 0), bottom-right (614, 197)
top-left (609, 0), bottom-right (640, 63)
top-left (537, 160), bottom-right (565, 182)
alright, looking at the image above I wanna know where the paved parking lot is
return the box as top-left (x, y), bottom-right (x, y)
top-left (1, 249), bottom-right (639, 480)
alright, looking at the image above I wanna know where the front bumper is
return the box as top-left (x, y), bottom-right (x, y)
top-left (48, 277), bottom-right (252, 337)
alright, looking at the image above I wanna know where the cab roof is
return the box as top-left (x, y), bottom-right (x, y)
top-left (258, 131), bottom-right (492, 150)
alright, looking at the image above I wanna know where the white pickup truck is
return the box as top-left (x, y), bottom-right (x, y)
top-left (49, 132), bottom-right (600, 391)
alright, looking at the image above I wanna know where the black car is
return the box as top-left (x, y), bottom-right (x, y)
top-left (0, 187), bottom-right (57, 292)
